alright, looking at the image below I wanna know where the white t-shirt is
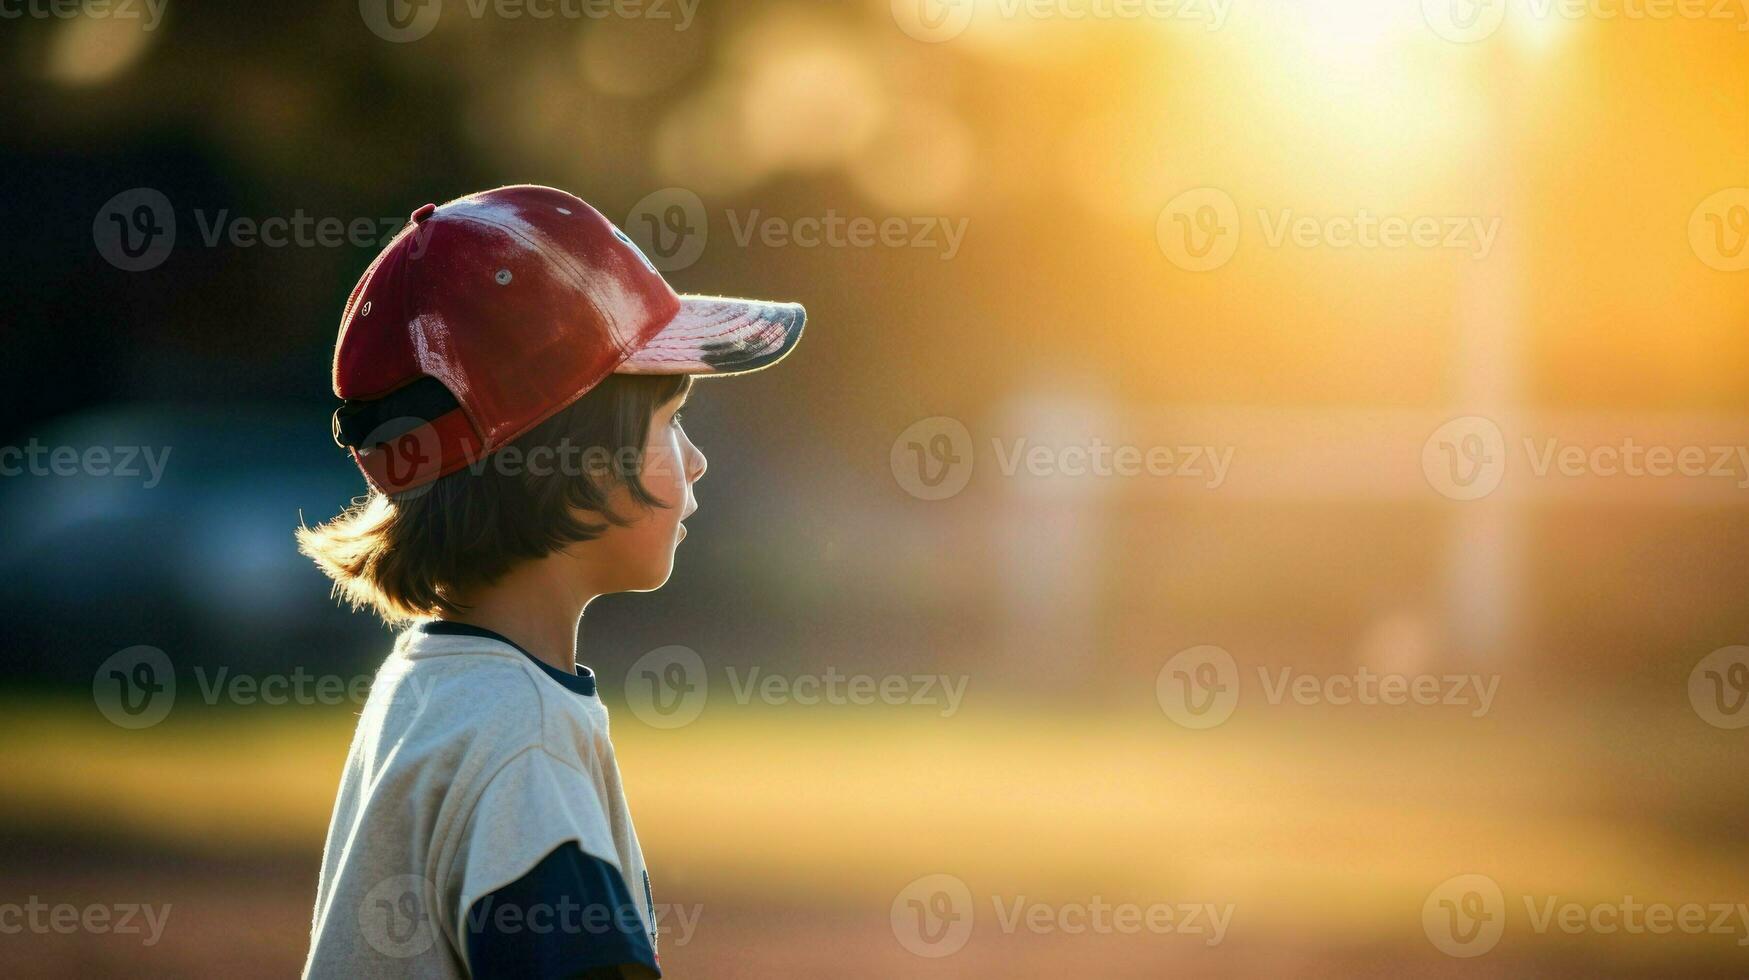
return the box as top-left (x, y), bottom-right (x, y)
top-left (304, 622), bottom-right (657, 978)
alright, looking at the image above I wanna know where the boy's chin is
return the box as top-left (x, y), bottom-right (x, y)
top-left (617, 554), bottom-right (678, 594)
top-left (567, 532), bottom-right (680, 594)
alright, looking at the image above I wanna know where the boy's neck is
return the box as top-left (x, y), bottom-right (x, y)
top-left (437, 556), bottom-right (596, 675)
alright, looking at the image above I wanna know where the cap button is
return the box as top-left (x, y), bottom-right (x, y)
top-left (411, 203), bottom-right (437, 224)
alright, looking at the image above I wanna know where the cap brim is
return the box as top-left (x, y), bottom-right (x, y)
top-left (618, 295), bottom-right (806, 376)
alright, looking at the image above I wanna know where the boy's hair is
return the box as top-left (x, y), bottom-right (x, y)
top-left (299, 372), bottom-right (691, 623)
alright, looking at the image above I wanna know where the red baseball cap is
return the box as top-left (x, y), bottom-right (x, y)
top-left (329, 185), bottom-right (805, 494)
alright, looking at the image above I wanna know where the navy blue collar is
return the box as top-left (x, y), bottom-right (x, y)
top-left (420, 620), bottom-right (598, 697)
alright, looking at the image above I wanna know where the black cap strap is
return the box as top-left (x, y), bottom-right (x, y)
top-left (332, 376), bottom-right (461, 450)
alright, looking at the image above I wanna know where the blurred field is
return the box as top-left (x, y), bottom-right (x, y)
top-left (7, 0), bottom-right (1749, 976)
top-left (2, 687), bottom-right (1744, 976)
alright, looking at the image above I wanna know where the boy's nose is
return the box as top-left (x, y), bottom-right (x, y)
top-left (686, 447), bottom-right (707, 484)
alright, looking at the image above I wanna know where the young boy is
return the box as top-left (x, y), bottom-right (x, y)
top-left (297, 185), bottom-right (806, 978)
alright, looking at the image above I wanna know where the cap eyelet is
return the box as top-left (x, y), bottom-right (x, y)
top-left (556, 207), bottom-right (572, 215)
top-left (359, 300), bottom-right (372, 317)
top-left (494, 269), bottom-right (512, 285)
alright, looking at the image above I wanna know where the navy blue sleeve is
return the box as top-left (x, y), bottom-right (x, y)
top-left (465, 842), bottom-right (660, 979)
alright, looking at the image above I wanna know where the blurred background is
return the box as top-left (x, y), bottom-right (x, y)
top-left (3, 0), bottom-right (1748, 975)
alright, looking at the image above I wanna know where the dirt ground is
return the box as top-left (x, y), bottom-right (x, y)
top-left (1, 834), bottom-right (1742, 979)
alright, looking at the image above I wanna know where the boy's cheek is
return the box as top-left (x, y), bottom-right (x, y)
top-left (644, 448), bottom-right (688, 498)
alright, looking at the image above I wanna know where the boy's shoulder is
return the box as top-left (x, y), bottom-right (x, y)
top-left (365, 628), bottom-right (609, 769)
